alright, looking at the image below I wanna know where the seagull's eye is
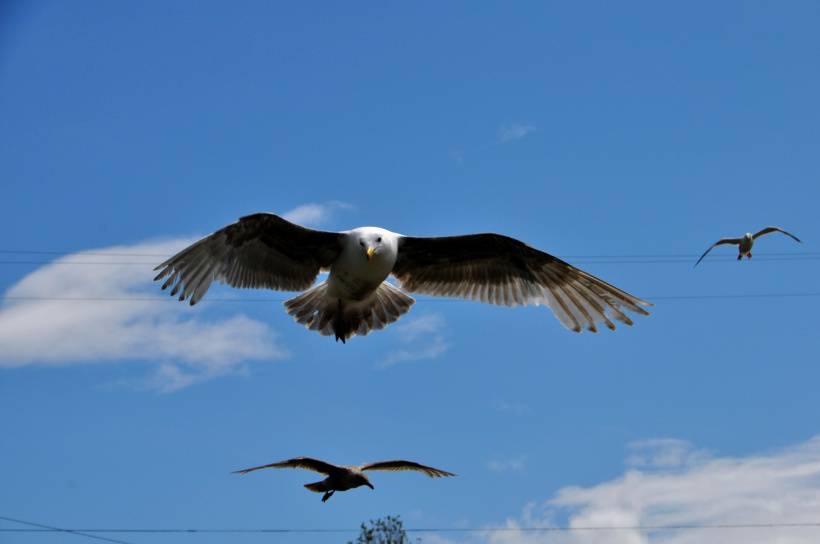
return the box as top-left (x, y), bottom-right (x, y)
top-left (360, 241), bottom-right (364, 247)
top-left (377, 237), bottom-right (382, 243)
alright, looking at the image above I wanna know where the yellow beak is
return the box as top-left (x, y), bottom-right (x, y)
top-left (366, 247), bottom-right (376, 260)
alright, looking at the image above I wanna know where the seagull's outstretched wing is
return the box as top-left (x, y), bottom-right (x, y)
top-left (392, 234), bottom-right (650, 333)
top-left (233, 457), bottom-right (342, 475)
top-left (360, 460), bottom-right (455, 478)
top-left (694, 238), bottom-right (742, 267)
top-left (154, 213), bottom-right (344, 305)
top-left (752, 226), bottom-right (802, 243)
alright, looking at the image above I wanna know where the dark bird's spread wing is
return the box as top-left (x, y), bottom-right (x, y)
top-left (154, 213), bottom-right (344, 305)
top-left (392, 234), bottom-right (650, 333)
top-left (694, 238), bottom-right (742, 267)
top-left (359, 460), bottom-right (455, 478)
top-left (232, 457), bottom-right (341, 476)
top-left (752, 226), bottom-right (802, 243)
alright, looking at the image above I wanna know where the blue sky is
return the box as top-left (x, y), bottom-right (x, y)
top-left (1, 2), bottom-right (819, 543)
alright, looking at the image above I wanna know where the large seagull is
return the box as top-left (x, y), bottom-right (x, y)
top-left (154, 213), bottom-right (651, 341)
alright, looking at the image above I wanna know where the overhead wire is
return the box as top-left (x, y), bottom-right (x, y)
top-left (1, 249), bottom-right (818, 259)
top-left (1, 257), bottom-right (819, 266)
top-left (0, 248), bottom-right (818, 267)
top-left (2, 292), bottom-right (820, 304)
top-left (1, 249), bottom-right (817, 307)
top-left (0, 515), bottom-right (135, 544)
top-left (4, 518), bottom-right (820, 535)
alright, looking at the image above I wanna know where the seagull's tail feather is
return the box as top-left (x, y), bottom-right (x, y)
top-left (336, 282), bottom-right (415, 342)
top-left (284, 281), bottom-right (415, 342)
top-left (304, 480), bottom-right (330, 493)
top-left (284, 281), bottom-right (338, 336)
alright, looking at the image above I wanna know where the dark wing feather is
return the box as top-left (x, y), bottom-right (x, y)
top-left (232, 457), bottom-right (341, 475)
top-left (360, 460), bottom-right (455, 478)
top-left (154, 213), bottom-right (344, 305)
top-left (392, 234), bottom-right (650, 333)
top-left (694, 238), bottom-right (742, 267)
top-left (752, 226), bottom-right (802, 243)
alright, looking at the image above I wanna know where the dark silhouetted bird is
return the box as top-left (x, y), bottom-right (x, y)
top-left (232, 456), bottom-right (455, 502)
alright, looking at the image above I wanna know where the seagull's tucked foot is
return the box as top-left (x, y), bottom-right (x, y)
top-left (737, 254), bottom-right (742, 260)
top-left (748, 253), bottom-right (752, 259)
top-left (284, 280), bottom-right (414, 342)
top-left (321, 491), bottom-right (334, 502)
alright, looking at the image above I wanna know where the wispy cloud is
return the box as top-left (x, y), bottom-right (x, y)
top-left (0, 239), bottom-right (284, 392)
top-left (453, 121), bottom-right (537, 165)
top-left (625, 438), bottom-right (711, 470)
top-left (478, 436), bottom-right (820, 544)
top-left (500, 123), bottom-right (536, 143)
top-left (377, 313), bottom-right (450, 369)
top-left (282, 201), bottom-right (353, 227)
top-left (487, 455), bottom-right (527, 473)
top-left (0, 201), bottom-right (357, 390)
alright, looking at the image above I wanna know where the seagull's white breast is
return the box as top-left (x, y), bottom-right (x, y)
top-left (739, 234), bottom-right (754, 254)
top-left (326, 228), bottom-right (400, 300)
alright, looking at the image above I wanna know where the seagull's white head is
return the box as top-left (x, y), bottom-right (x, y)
top-left (352, 227), bottom-right (398, 263)
top-left (744, 233), bottom-right (753, 240)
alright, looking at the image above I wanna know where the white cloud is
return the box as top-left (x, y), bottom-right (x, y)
top-left (500, 123), bottom-right (536, 142)
top-left (390, 312), bottom-right (445, 341)
top-left (282, 201), bottom-right (353, 227)
top-left (0, 201), bottom-right (358, 389)
top-left (453, 122), bottom-right (537, 164)
top-left (422, 534), bottom-right (463, 544)
top-left (0, 239), bottom-right (284, 391)
top-left (478, 436), bottom-right (820, 544)
top-left (625, 438), bottom-right (711, 470)
top-left (378, 313), bottom-right (450, 369)
top-left (488, 455), bottom-right (528, 473)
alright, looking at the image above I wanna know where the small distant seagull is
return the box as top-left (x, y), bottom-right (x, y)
top-left (154, 213), bottom-right (650, 341)
top-left (695, 227), bottom-right (802, 266)
top-left (232, 457), bottom-right (455, 502)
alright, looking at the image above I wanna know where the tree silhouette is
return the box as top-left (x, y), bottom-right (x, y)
top-left (349, 515), bottom-right (418, 544)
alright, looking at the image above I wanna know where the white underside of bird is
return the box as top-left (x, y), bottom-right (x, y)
top-left (154, 213), bottom-right (652, 341)
top-left (695, 226), bottom-right (802, 267)
top-left (285, 227), bottom-right (412, 341)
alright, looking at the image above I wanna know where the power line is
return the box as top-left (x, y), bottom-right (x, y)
top-left (0, 515), bottom-right (135, 544)
top-left (3, 292), bottom-right (820, 303)
top-left (0, 257), bottom-right (820, 270)
top-left (0, 261), bottom-right (163, 266)
top-left (4, 521), bottom-right (820, 535)
top-left (1, 249), bottom-right (817, 259)
top-left (0, 249), bottom-right (818, 266)
top-left (651, 292), bottom-right (820, 300)
top-left (0, 249), bottom-right (170, 257)
top-left (1, 257), bottom-right (818, 266)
